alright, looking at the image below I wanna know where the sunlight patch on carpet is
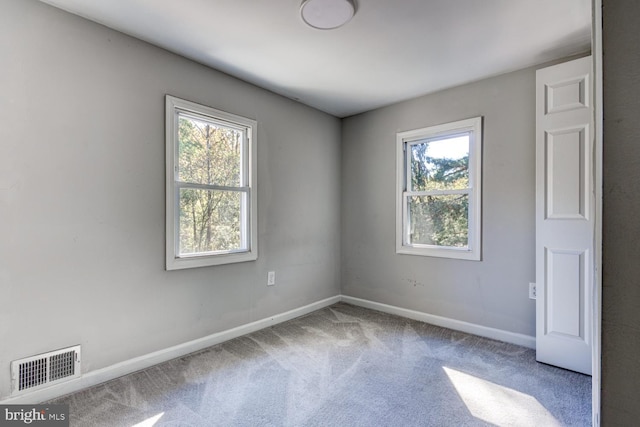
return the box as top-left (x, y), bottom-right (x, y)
top-left (131, 412), bottom-right (164, 427)
top-left (443, 367), bottom-right (561, 427)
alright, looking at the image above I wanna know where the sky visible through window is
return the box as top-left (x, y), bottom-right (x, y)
top-left (425, 134), bottom-right (469, 160)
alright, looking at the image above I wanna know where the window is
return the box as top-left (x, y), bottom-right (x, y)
top-left (396, 117), bottom-right (482, 260)
top-left (166, 95), bottom-right (257, 270)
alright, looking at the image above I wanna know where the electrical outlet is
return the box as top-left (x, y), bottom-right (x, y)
top-left (529, 282), bottom-right (537, 300)
top-left (267, 271), bottom-right (276, 286)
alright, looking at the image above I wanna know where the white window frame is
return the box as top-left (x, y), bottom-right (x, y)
top-left (165, 95), bottom-right (257, 270)
top-left (396, 116), bottom-right (482, 261)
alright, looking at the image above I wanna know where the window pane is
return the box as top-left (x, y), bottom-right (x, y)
top-left (410, 134), bottom-right (469, 191)
top-left (178, 114), bottom-right (243, 187)
top-left (409, 194), bottom-right (469, 247)
top-left (178, 188), bottom-right (244, 255)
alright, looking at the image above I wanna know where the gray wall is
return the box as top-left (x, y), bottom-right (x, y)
top-left (0, 0), bottom-right (341, 399)
top-left (341, 68), bottom-right (538, 336)
top-left (2, 0), bottom-right (614, 409)
top-left (602, 0), bottom-right (640, 423)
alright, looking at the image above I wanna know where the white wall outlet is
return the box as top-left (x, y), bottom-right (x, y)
top-left (529, 282), bottom-right (537, 300)
top-left (267, 271), bottom-right (276, 286)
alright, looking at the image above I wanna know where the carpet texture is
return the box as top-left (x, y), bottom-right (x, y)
top-left (50, 303), bottom-right (591, 426)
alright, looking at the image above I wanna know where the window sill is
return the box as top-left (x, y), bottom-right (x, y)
top-left (396, 245), bottom-right (481, 261)
top-left (166, 250), bottom-right (258, 270)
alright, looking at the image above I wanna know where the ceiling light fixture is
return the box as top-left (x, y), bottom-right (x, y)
top-left (300, 0), bottom-right (356, 30)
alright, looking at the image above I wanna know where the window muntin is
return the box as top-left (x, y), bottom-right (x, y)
top-left (166, 96), bottom-right (257, 270)
top-left (396, 117), bottom-right (482, 260)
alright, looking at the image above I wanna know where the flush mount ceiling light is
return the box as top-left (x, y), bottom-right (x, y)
top-left (300, 0), bottom-right (356, 30)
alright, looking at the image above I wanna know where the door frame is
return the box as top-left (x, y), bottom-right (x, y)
top-left (591, 0), bottom-right (603, 425)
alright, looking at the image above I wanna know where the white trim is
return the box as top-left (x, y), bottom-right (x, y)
top-left (1, 295), bottom-right (341, 404)
top-left (2, 294), bottom-right (539, 404)
top-left (396, 117), bottom-right (482, 261)
top-left (165, 95), bottom-right (258, 270)
top-left (341, 295), bottom-right (536, 349)
top-left (591, 0), bottom-right (603, 424)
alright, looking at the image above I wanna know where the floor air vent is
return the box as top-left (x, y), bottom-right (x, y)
top-left (11, 345), bottom-right (81, 395)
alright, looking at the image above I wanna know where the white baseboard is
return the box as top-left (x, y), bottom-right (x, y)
top-left (341, 295), bottom-right (536, 349)
top-left (2, 293), bottom-right (534, 404)
top-left (1, 295), bottom-right (341, 404)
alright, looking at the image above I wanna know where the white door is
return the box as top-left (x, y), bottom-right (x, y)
top-left (535, 56), bottom-right (593, 375)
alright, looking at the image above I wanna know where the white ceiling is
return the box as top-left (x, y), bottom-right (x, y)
top-left (38, 0), bottom-right (592, 118)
